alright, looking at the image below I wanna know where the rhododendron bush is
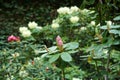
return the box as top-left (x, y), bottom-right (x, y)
top-left (0, 6), bottom-right (120, 80)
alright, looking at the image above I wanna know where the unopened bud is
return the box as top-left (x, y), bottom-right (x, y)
top-left (56, 35), bottom-right (63, 51)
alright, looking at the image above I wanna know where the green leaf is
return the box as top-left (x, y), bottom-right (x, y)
top-left (48, 46), bottom-right (57, 51)
top-left (113, 15), bottom-right (120, 21)
top-left (112, 40), bottom-right (120, 45)
top-left (86, 44), bottom-right (96, 52)
top-left (110, 25), bottom-right (120, 28)
top-left (34, 46), bottom-right (57, 54)
top-left (61, 52), bottom-right (72, 62)
top-left (94, 45), bottom-right (103, 57)
top-left (49, 54), bottom-right (60, 63)
top-left (103, 38), bottom-right (113, 47)
top-left (88, 0), bottom-right (95, 4)
top-left (41, 53), bottom-right (48, 58)
top-left (109, 30), bottom-right (120, 35)
top-left (100, 26), bottom-right (107, 29)
top-left (32, 28), bottom-right (40, 34)
top-left (34, 50), bottom-right (47, 54)
top-left (100, 25), bottom-right (120, 30)
top-left (67, 50), bottom-right (78, 54)
top-left (64, 42), bottom-right (79, 50)
top-left (48, 46), bottom-right (58, 54)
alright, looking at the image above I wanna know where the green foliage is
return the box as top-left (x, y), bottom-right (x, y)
top-left (114, 15), bottom-right (120, 21)
top-left (1, 0), bottom-right (120, 79)
top-left (49, 54), bottom-right (60, 63)
top-left (64, 42), bottom-right (79, 50)
top-left (61, 52), bottom-right (72, 62)
top-left (86, 21), bottom-right (120, 79)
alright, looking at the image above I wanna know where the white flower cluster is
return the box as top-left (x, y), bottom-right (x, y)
top-left (19, 70), bottom-right (28, 78)
top-left (51, 18), bottom-right (63, 29)
top-left (57, 6), bottom-right (79, 14)
top-left (28, 21), bottom-right (38, 29)
top-left (70, 16), bottom-right (79, 23)
top-left (53, 6), bottom-right (80, 26)
top-left (19, 27), bottom-right (31, 38)
top-left (70, 6), bottom-right (79, 14)
top-left (57, 7), bottom-right (70, 14)
top-left (19, 21), bottom-right (42, 38)
top-left (19, 27), bottom-right (28, 32)
top-left (51, 23), bottom-right (60, 29)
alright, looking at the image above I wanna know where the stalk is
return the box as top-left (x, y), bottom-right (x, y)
top-left (95, 60), bottom-right (99, 73)
top-left (105, 50), bottom-right (111, 80)
top-left (62, 68), bottom-right (65, 80)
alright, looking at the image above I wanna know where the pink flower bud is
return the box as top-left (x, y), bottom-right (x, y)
top-left (56, 35), bottom-right (61, 41)
top-left (8, 35), bottom-right (20, 42)
top-left (57, 40), bottom-right (63, 46)
top-left (8, 35), bottom-right (15, 42)
top-left (15, 36), bottom-right (20, 41)
top-left (56, 35), bottom-right (63, 51)
top-left (56, 35), bottom-right (63, 46)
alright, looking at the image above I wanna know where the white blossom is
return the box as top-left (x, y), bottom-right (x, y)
top-left (90, 21), bottom-right (95, 26)
top-left (70, 6), bottom-right (79, 13)
top-left (19, 27), bottom-right (28, 33)
top-left (51, 23), bottom-right (60, 29)
top-left (107, 21), bottom-right (112, 26)
top-left (70, 16), bottom-right (79, 23)
top-left (57, 7), bottom-right (70, 14)
top-left (22, 30), bottom-right (31, 37)
top-left (28, 21), bottom-right (38, 29)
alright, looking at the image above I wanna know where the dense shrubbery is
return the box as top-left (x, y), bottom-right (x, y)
top-left (0, 0), bottom-right (120, 80)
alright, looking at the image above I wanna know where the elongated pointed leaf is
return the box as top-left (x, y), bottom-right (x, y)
top-left (114, 15), bottom-right (120, 21)
top-left (48, 46), bottom-right (57, 51)
top-left (110, 25), bottom-right (120, 28)
top-left (100, 26), bottom-right (107, 29)
top-left (49, 54), bottom-right (60, 63)
top-left (109, 30), bottom-right (120, 35)
top-left (64, 42), bottom-right (79, 50)
top-left (61, 52), bottom-right (72, 62)
top-left (100, 25), bottom-right (120, 30)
